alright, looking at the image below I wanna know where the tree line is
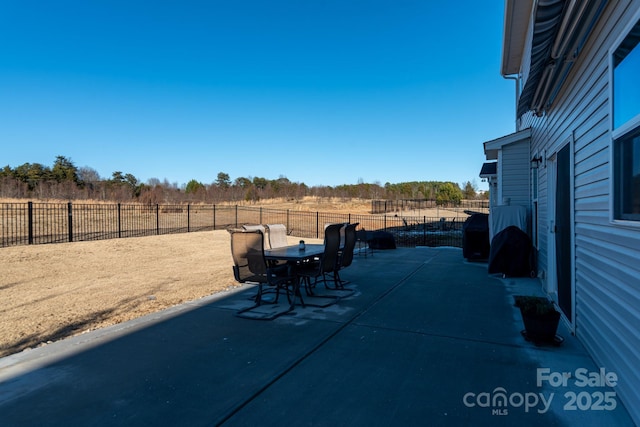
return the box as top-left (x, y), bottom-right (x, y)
top-left (0, 156), bottom-right (486, 204)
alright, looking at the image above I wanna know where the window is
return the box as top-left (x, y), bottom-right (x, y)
top-left (614, 128), bottom-right (640, 220)
top-left (613, 18), bottom-right (640, 221)
top-left (613, 25), bottom-right (640, 129)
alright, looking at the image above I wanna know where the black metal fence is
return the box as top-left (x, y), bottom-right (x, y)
top-left (371, 199), bottom-right (489, 214)
top-left (0, 202), bottom-right (468, 249)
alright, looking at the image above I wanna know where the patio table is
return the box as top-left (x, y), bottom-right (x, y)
top-left (264, 243), bottom-right (325, 262)
top-left (264, 244), bottom-right (325, 309)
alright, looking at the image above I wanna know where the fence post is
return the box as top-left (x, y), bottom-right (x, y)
top-left (28, 201), bottom-right (34, 244)
top-left (286, 209), bottom-right (290, 233)
top-left (156, 204), bottom-right (160, 235)
top-left (235, 205), bottom-right (238, 228)
top-left (187, 204), bottom-right (191, 232)
top-left (213, 204), bottom-right (216, 230)
top-left (67, 202), bottom-right (73, 243)
top-left (117, 203), bottom-right (122, 238)
top-left (423, 216), bottom-right (426, 246)
top-left (316, 211), bottom-right (319, 239)
top-left (259, 207), bottom-right (262, 224)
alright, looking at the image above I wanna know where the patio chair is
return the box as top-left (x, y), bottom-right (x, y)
top-left (265, 223), bottom-right (288, 249)
top-left (324, 222), bottom-right (347, 249)
top-left (297, 223), bottom-right (343, 295)
top-left (242, 224), bottom-right (268, 249)
top-left (334, 222), bottom-right (358, 288)
top-left (228, 228), bottom-right (297, 319)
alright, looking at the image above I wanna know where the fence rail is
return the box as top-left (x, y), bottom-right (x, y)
top-left (371, 198), bottom-right (489, 214)
top-left (1, 202), bottom-right (469, 249)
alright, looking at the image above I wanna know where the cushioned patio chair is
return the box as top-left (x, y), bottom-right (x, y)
top-left (265, 223), bottom-right (288, 249)
top-left (242, 224), bottom-right (268, 249)
top-left (228, 228), bottom-right (297, 319)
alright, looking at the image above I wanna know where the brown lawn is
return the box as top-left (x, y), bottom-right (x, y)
top-left (1, 231), bottom-right (238, 357)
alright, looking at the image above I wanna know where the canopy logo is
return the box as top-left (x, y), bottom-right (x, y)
top-left (463, 388), bottom-right (552, 415)
top-left (463, 367), bottom-right (618, 416)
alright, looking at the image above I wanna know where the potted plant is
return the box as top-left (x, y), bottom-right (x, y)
top-left (514, 295), bottom-right (562, 344)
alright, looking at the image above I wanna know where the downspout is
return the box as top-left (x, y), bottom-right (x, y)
top-left (503, 74), bottom-right (520, 130)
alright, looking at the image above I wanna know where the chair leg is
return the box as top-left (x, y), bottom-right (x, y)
top-left (319, 269), bottom-right (356, 296)
top-left (298, 275), bottom-right (340, 307)
top-left (336, 270), bottom-right (351, 287)
top-left (254, 284), bottom-right (264, 304)
top-left (335, 270), bottom-right (350, 288)
top-left (321, 271), bottom-right (344, 290)
top-left (283, 283), bottom-right (292, 305)
top-left (304, 275), bottom-right (320, 296)
top-left (291, 277), bottom-right (305, 308)
top-left (236, 284), bottom-right (269, 316)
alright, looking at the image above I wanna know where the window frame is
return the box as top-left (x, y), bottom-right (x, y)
top-left (613, 128), bottom-right (640, 221)
top-left (531, 157), bottom-right (539, 248)
top-left (610, 11), bottom-right (640, 226)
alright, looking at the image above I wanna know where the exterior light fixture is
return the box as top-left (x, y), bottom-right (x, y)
top-left (531, 155), bottom-right (543, 169)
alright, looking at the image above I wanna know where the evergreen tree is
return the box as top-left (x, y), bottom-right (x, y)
top-left (216, 172), bottom-right (231, 188)
top-left (185, 179), bottom-right (205, 194)
top-left (52, 156), bottom-right (79, 183)
top-left (436, 182), bottom-right (463, 205)
top-left (462, 181), bottom-right (477, 199)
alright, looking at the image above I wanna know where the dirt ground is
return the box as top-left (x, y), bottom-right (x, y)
top-left (0, 197), bottom-right (471, 358)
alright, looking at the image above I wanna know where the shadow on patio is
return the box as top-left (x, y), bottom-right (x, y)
top-left (0, 247), bottom-right (634, 426)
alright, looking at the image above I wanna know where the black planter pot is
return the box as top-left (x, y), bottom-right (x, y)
top-left (520, 307), bottom-right (561, 343)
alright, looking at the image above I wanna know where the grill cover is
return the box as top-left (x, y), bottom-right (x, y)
top-left (488, 225), bottom-right (534, 277)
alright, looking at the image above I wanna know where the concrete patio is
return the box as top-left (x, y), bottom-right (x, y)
top-left (0, 247), bottom-right (634, 426)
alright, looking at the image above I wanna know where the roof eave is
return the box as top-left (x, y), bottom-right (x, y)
top-left (501, 0), bottom-right (535, 76)
top-left (483, 128), bottom-right (532, 160)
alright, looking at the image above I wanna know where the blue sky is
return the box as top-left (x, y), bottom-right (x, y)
top-left (1, 1), bottom-right (515, 190)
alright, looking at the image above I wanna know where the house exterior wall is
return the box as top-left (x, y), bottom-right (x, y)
top-left (500, 140), bottom-right (531, 209)
top-left (518, 1), bottom-right (640, 423)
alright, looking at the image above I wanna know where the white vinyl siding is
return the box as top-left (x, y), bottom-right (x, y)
top-left (518, 1), bottom-right (640, 423)
top-left (501, 141), bottom-right (531, 209)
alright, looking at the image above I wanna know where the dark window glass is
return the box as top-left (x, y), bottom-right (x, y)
top-left (616, 130), bottom-right (640, 220)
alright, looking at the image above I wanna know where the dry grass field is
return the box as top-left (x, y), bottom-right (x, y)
top-left (0, 231), bottom-right (238, 358)
top-left (0, 197), bottom-right (470, 358)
